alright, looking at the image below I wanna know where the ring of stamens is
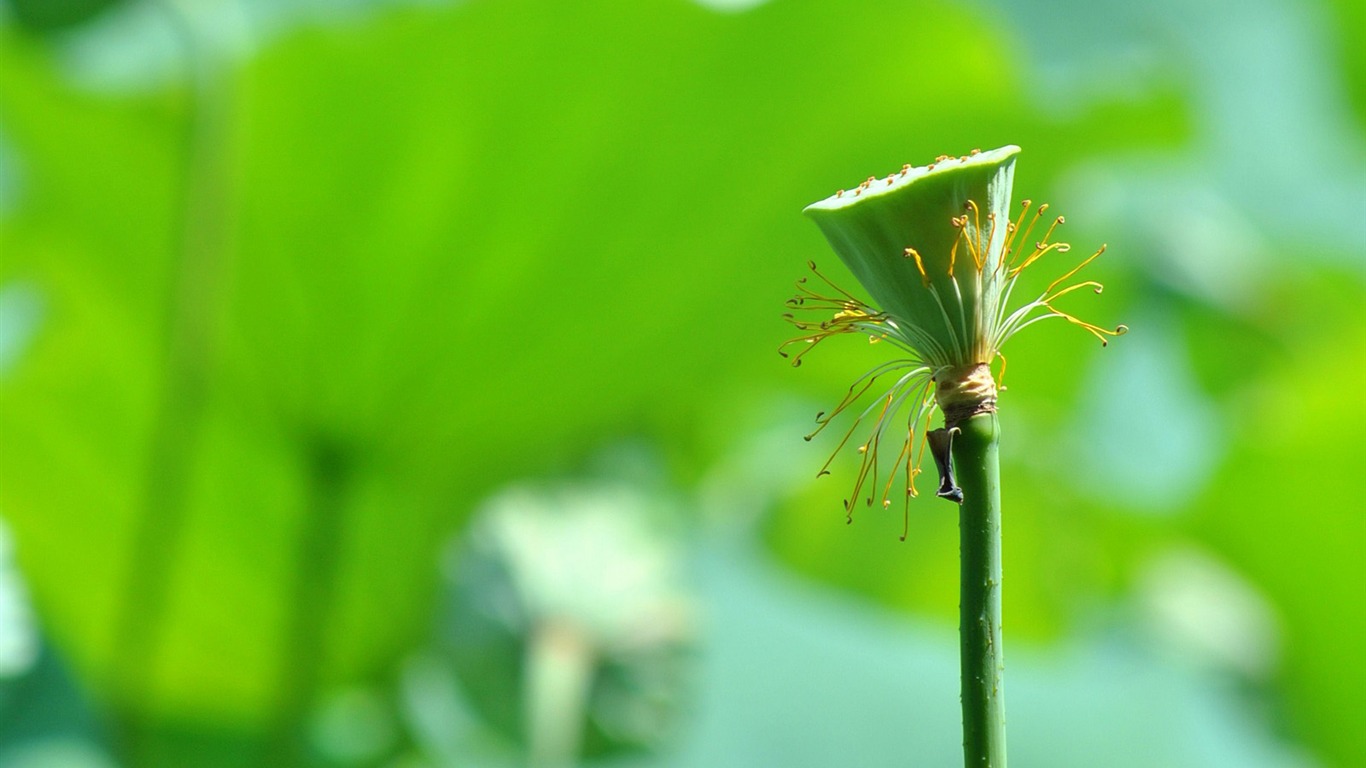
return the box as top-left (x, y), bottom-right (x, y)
top-left (788, 187), bottom-right (1125, 539)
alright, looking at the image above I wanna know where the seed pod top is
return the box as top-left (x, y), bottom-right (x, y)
top-left (803, 146), bottom-right (1022, 369)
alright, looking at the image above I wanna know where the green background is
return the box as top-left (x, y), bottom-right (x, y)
top-left (0, 0), bottom-right (1363, 765)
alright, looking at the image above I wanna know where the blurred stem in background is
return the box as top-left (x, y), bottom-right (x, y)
top-left (952, 413), bottom-right (1006, 767)
top-left (110, 0), bottom-right (233, 756)
top-left (525, 620), bottom-right (594, 768)
top-left (269, 438), bottom-right (353, 767)
top-left (442, 484), bottom-right (695, 766)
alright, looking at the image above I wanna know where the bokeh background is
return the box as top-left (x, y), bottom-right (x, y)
top-left (0, 0), bottom-right (1363, 766)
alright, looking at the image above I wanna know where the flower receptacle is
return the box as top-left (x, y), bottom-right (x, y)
top-left (803, 147), bottom-right (1020, 369)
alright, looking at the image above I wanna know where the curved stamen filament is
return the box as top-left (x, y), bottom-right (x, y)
top-left (882, 428), bottom-right (914, 509)
top-left (1044, 244), bottom-right (1105, 295)
top-left (983, 213), bottom-right (998, 272)
top-left (804, 360), bottom-right (918, 441)
top-left (804, 260), bottom-right (862, 302)
top-left (948, 217), bottom-right (963, 276)
top-left (1010, 239), bottom-right (1071, 278)
top-left (905, 247), bottom-right (932, 287)
top-left (999, 199), bottom-right (1033, 272)
top-left (846, 371), bottom-right (933, 514)
top-left (1045, 280), bottom-right (1104, 302)
top-left (803, 362), bottom-right (933, 520)
top-left (1042, 308), bottom-right (1129, 346)
top-left (1007, 203), bottom-right (1049, 269)
top-left (965, 200), bottom-right (986, 271)
top-left (813, 367), bottom-right (929, 477)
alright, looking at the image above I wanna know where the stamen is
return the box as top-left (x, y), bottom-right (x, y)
top-left (786, 286), bottom-right (868, 315)
top-left (912, 392), bottom-right (936, 480)
top-left (865, 430), bottom-right (880, 508)
top-left (948, 216), bottom-right (965, 276)
top-left (865, 375), bottom-right (929, 510)
top-left (1042, 214), bottom-right (1064, 242)
top-left (777, 333), bottom-right (832, 367)
top-left (1042, 308), bottom-right (1128, 346)
top-left (817, 414), bottom-right (869, 480)
top-left (1046, 280), bottom-right (1104, 302)
top-left (779, 290), bottom-right (886, 366)
top-left (806, 365), bottom-right (936, 525)
top-left (900, 453), bottom-right (915, 542)
top-left (1008, 203), bottom-right (1049, 269)
top-left (1010, 241), bottom-right (1071, 277)
top-left (1043, 244), bottom-right (1105, 295)
top-left (845, 394), bottom-right (896, 513)
top-left (984, 212), bottom-right (998, 274)
top-left (905, 247), bottom-right (931, 286)
top-left (780, 314), bottom-right (877, 360)
top-left (1003, 200), bottom-right (1032, 254)
top-left (881, 428), bottom-right (913, 512)
top-left (805, 260), bottom-right (863, 302)
top-left (998, 200), bottom-right (1033, 274)
top-left (806, 361), bottom-right (915, 445)
top-left (964, 200), bottom-right (986, 271)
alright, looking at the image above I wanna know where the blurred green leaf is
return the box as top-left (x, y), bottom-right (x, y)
top-left (2, 0), bottom-right (125, 34)
top-left (1184, 270), bottom-right (1366, 767)
top-left (0, 0), bottom-right (1360, 765)
top-left (0, 0), bottom-right (1055, 726)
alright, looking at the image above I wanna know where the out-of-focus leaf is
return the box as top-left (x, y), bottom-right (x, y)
top-left (0, 0), bottom-right (1358, 765)
top-left (0, 0), bottom-right (1072, 727)
top-left (1184, 272), bottom-right (1366, 767)
top-left (3, 0), bottom-right (125, 34)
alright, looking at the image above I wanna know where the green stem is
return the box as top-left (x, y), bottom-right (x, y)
top-left (952, 412), bottom-right (1006, 768)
